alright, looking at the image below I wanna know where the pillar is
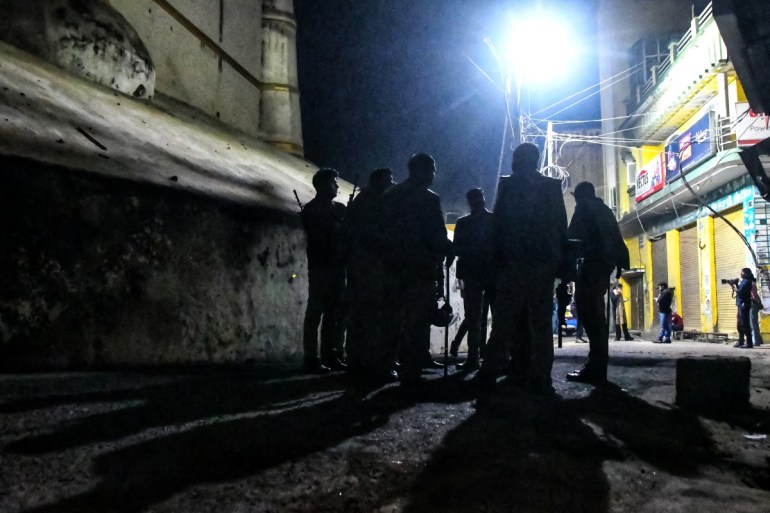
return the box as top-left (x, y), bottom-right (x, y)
top-left (698, 216), bottom-right (717, 332)
top-left (260, 0), bottom-right (304, 156)
top-left (645, 238), bottom-right (655, 332)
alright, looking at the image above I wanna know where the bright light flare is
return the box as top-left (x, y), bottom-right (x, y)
top-left (502, 16), bottom-right (577, 83)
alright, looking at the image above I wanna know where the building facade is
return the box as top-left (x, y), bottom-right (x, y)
top-left (547, 124), bottom-right (605, 220)
top-left (0, 0), bottom-right (325, 369)
top-left (110, 0), bottom-right (304, 155)
top-left (599, 0), bottom-right (770, 336)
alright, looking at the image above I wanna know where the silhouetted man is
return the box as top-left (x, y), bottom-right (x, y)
top-left (565, 181), bottom-right (629, 384)
top-left (453, 188), bottom-right (494, 371)
top-left (654, 282), bottom-right (673, 344)
top-left (478, 143), bottom-right (568, 394)
top-left (301, 168), bottom-right (347, 373)
top-left (379, 153), bottom-right (452, 387)
top-left (734, 268), bottom-right (754, 349)
top-left (343, 168), bottom-right (397, 382)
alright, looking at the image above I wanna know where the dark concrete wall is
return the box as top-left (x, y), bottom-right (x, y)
top-left (0, 157), bottom-right (307, 370)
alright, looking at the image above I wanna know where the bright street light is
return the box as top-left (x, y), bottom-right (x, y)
top-left (502, 16), bottom-right (577, 84)
top-left (485, 12), bottom-right (578, 198)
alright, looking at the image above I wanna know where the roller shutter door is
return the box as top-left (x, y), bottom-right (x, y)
top-left (679, 225), bottom-right (699, 328)
top-left (652, 237), bottom-right (668, 290)
top-left (715, 209), bottom-right (745, 335)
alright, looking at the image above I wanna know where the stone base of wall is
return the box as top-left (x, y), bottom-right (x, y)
top-left (0, 156), bottom-right (307, 370)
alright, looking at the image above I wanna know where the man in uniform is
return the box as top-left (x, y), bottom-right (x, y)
top-left (343, 168), bottom-right (396, 382)
top-left (453, 188), bottom-right (494, 371)
top-left (565, 181), bottom-right (629, 384)
top-left (301, 168), bottom-right (347, 373)
top-left (478, 143), bottom-right (568, 394)
top-left (379, 153), bottom-right (452, 387)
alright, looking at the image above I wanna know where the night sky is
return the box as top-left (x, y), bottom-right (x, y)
top-left (294, 0), bottom-right (601, 212)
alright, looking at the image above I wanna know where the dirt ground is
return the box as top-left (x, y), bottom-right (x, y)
top-left (2, 339), bottom-right (770, 513)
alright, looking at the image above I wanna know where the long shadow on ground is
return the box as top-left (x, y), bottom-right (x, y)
top-left (11, 373), bottom-right (477, 513)
top-left (403, 384), bottom-right (723, 513)
top-left (7, 367), bottom-right (770, 513)
top-left (4, 370), bottom-right (346, 454)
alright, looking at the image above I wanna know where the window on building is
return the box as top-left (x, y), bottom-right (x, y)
top-left (626, 160), bottom-right (637, 193)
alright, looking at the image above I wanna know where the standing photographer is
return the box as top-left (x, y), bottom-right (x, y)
top-left (655, 282), bottom-right (673, 344)
top-left (733, 268), bottom-right (754, 348)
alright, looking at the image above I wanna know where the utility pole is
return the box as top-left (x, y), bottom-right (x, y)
top-left (509, 73), bottom-right (523, 149)
top-left (545, 121), bottom-right (555, 176)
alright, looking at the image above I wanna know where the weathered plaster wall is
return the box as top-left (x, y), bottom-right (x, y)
top-left (0, 158), bottom-right (307, 370)
top-left (110, 0), bottom-right (264, 138)
top-left (0, 0), bottom-right (155, 99)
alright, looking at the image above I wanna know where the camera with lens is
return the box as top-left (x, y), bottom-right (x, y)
top-left (721, 278), bottom-right (739, 286)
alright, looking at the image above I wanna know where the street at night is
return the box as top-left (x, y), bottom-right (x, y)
top-left (1, 0), bottom-right (770, 511)
top-left (2, 341), bottom-right (770, 512)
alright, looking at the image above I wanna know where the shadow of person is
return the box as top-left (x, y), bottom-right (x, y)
top-left (17, 374), bottom-right (476, 513)
top-left (575, 384), bottom-right (719, 476)
top-left (402, 381), bottom-right (726, 513)
top-left (6, 370), bottom-right (348, 455)
top-left (402, 390), bottom-right (618, 513)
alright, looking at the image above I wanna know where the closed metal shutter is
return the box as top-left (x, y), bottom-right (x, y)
top-left (679, 225), bottom-right (699, 328)
top-left (652, 236), bottom-right (668, 290)
top-left (715, 209), bottom-right (746, 335)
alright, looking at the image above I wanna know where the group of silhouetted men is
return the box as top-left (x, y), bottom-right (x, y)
top-left (301, 143), bottom-right (629, 394)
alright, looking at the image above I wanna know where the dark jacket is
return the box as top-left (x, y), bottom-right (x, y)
top-left (342, 184), bottom-right (390, 257)
top-left (493, 172), bottom-right (568, 271)
top-left (301, 197), bottom-right (346, 271)
top-left (454, 209), bottom-right (494, 283)
top-left (657, 288), bottom-right (673, 314)
top-left (737, 278), bottom-right (753, 310)
top-left (568, 196), bottom-right (629, 275)
top-left (378, 179), bottom-right (451, 278)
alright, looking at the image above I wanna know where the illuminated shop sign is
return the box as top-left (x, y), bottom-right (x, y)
top-left (736, 102), bottom-right (770, 146)
top-left (635, 153), bottom-right (664, 202)
top-left (664, 111), bottom-right (716, 182)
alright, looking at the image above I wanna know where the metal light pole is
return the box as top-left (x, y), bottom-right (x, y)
top-left (508, 73), bottom-right (523, 149)
top-left (492, 70), bottom-right (524, 203)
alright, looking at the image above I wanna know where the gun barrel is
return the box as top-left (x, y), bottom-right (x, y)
top-left (293, 189), bottom-right (304, 211)
top-left (348, 172), bottom-right (360, 205)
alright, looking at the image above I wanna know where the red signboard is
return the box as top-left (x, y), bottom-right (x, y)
top-left (635, 153), bottom-right (664, 202)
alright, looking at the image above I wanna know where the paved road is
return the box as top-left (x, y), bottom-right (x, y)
top-left (1, 341), bottom-right (769, 512)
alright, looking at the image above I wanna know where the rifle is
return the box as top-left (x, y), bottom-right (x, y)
top-left (293, 189), bottom-right (304, 211)
top-left (444, 258), bottom-right (451, 378)
top-left (348, 172), bottom-right (359, 205)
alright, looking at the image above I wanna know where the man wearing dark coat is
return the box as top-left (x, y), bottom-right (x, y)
top-left (478, 143), bottom-right (568, 394)
top-left (565, 181), bottom-right (630, 384)
top-left (301, 168), bottom-right (347, 373)
top-left (734, 268), bottom-right (754, 348)
top-left (655, 282), bottom-right (674, 344)
top-left (379, 153), bottom-right (452, 387)
top-left (453, 188), bottom-right (495, 370)
top-left (343, 168), bottom-right (396, 382)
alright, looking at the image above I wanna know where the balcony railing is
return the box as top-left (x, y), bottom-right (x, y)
top-left (629, 2), bottom-right (717, 112)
